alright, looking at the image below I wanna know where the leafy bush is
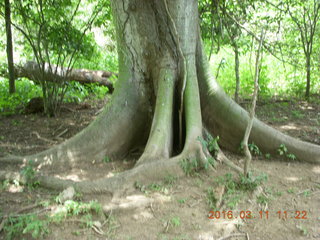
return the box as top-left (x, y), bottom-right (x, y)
top-left (0, 77), bottom-right (109, 115)
top-left (0, 77), bottom-right (42, 115)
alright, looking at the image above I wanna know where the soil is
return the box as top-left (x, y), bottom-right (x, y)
top-left (0, 96), bottom-right (319, 240)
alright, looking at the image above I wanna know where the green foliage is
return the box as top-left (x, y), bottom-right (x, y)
top-left (103, 156), bottom-right (111, 163)
top-left (0, 78), bottom-right (42, 115)
top-left (177, 198), bottom-right (187, 204)
top-left (291, 110), bottom-right (304, 119)
top-left (163, 175), bottom-right (177, 186)
top-left (248, 142), bottom-right (262, 156)
top-left (297, 225), bottom-right (309, 236)
top-left (134, 178), bottom-right (175, 195)
top-left (240, 141), bottom-right (262, 156)
top-left (206, 187), bottom-right (218, 210)
top-left (256, 194), bottom-right (270, 205)
top-left (3, 199), bottom-right (103, 240)
top-left (277, 144), bottom-right (297, 160)
top-left (64, 82), bottom-right (109, 103)
top-left (179, 158), bottom-right (200, 176)
top-left (0, 77), bottom-right (109, 115)
top-left (198, 134), bottom-right (220, 158)
top-left (214, 172), bottom-right (267, 209)
top-left (169, 216), bottom-right (181, 228)
top-left (209, 46), bottom-right (320, 99)
top-left (20, 160), bottom-right (40, 189)
top-left (238, 172), bottom-right (268, 191)
top-left (4, 214), bottom-right (49, 240)
top-left (8, 0), bottom-right (109, 116)
top-left (64, 200), bottom-right (102, 216)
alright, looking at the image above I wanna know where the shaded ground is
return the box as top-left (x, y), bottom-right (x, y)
top-left (0, 96), bottom-right (319, 240)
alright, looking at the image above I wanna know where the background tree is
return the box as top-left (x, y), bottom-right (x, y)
top-left (5, 0), bottom-right (104, 116)
top-left (270, 0), bottom-right (320, 99)
top-left (4, 0), bottom-right (15, 94)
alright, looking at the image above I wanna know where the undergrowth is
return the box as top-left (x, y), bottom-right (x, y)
top-left (0, 77), bottom-right (109, 115)
top-left (208, 172), bottom-right (268, 209)
top-left (2, 199), bottom-right (105, 240)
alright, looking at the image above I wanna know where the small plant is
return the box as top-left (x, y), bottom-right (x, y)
top-left (291, 110), bottom-right (304, 119)
top-left (286, 153), bottom-right (296, 161)
top-left (265, 153), bottom-right (271, 159)
top-left (1, 179), bottom-right (10, 191)
top-left (278, 144), bottom-right (297, 160)
top-left (134, 181), bottom-right (147, 193)
top-left (248, 142), bottom-right (262, 156)
top-left (198, 134), bottom-right (220, 158)
top-left (238, 172), bottom-right (268, 191)
top-left (296, 225), bottom-right (308, 236)
top-left (164, 175), bottom-right (177, 186)
top-left (274, 191), bottom-right (283, 197)
top-left (20, 160), bottom-right (40, 189)
top-left (103, 156), bottom-right (111, 163)
top-left (179, 158), bottom-right (200, 176)
top-left (240, 142), bottom-right (262, 156)
top-left (302, 190), bottom-right (311, 197)
top-left (148, 183), bottom-right (163, 192)
top-left (287, 188), bottom-right (295, 194)
top-left (177, 198), bottom-right (187, 204)
top-left (206, 188), bottom-right (218, 210)
top-left (214, 172), bottom-right (267, 209)
top-left (256, 194), bottom-right (269, 205)
top-left (278, 144), bottom-right (288, 156)
top-left (170, 216), bottom-right (181, 227)
top-left (4, 214), bottom-right (49, 240)
top-left (64, 200), bottom-right (102, 216)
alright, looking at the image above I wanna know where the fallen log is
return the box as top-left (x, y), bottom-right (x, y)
top-left (14, 61), bottom-right (115, 93)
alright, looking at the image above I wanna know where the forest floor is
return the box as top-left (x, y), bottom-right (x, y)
top-left (0, 95), bottom-right (319, 240)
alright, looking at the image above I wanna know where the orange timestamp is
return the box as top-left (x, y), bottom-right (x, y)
top-left (208, 210), bottom-right (308, 220)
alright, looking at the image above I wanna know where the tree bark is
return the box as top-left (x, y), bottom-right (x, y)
top-left (234, 44), bottom-right (240, 103)
top-left (15, 61), bottom-right (115, 93)
top-left (305, 54), bottom-right (311, 99)
top-left (4, 0), bottom-right (15, 94)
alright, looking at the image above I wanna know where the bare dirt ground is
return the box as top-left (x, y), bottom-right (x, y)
top-left (0, 96), bottom-right (319, 240)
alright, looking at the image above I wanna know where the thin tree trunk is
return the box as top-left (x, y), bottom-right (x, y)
top-left (4, 0), bottom-right (15, 94)
top-left (305, 54), bottom-right (311, 99)
top-left (234, 44), bottom-right (240, 103)
top-left (243, 30), bottom-right (264, 176)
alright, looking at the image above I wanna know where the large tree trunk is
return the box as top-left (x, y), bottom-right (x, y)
top-left (15, 61), bottom-right (115, 93)
top-left (1, 0), bottom-right (320, 194)
top-left (5, 0), bottom-right (15, 94)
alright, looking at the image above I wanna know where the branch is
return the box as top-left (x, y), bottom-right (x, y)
top-left (243, 28), bottom-right (265, 176)
top-left (225, 12), bottom-right (300, 68)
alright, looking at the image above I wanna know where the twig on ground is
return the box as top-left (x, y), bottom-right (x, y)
top-left (31, 131), bottom-right (56, 144)
top-left (55, 128), bottom-right (68, 138)
top-left (218, 233), bottom-right (248, 240)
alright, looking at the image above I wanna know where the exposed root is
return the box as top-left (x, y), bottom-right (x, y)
top-left (0, 72), bottom-right (150, 168)
top-left (0, 147), bottom-right (218, 195)
top-left (0, 157), bottom-right (185, 195)
top-left (216, 149), bottom-right (243, 174)
top-left (196, 40), bottom-right (320, 163)
top-left (135, 58), bottom-right (176, 167)
top-left (180, 140), bottom-right (216, 172)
